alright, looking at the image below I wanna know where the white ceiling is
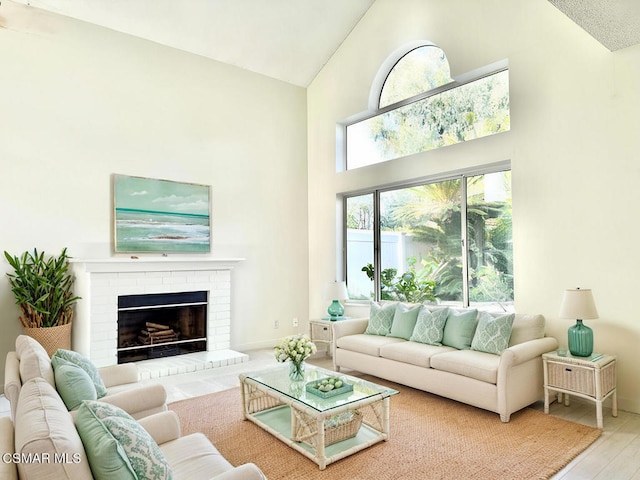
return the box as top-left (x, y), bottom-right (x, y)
top-left (548, 0), bottom-right (640, 51)
top-left (9, 0), bottom-right (375, 87)
top-left (6, 1), bottom-right (639, 87)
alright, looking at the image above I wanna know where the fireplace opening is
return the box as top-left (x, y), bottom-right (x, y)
top-left (117, 291), bottom-right (207, 364)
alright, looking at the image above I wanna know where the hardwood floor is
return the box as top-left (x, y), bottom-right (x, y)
top-left (531, 398), bottom-right (640, 479)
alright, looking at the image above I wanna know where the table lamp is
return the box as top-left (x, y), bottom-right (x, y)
top-left (325, 281), bottom-right (349, 321)
top-left (559, 287), bottom-right (599, 357)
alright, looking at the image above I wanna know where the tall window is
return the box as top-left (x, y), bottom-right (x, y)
top-left (345, 45), bottom-right (510, 170)
top-left (342, 43), bottom-right (513, 309)
top-left (345, 169), bottom-right (513, 310)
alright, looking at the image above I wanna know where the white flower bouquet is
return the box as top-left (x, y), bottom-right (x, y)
top-left (274, 334), bottom-right (317, 364)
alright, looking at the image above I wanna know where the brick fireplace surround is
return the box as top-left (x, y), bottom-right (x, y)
top-left (70, 257), bottom-right (247, 375)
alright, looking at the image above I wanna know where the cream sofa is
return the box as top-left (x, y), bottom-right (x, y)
top-left (333, 305), bottom-right (558, 422)
top-left (0, 377), bottom-right (266, 480)
top-left (4, 335), bottom-right (167, 421)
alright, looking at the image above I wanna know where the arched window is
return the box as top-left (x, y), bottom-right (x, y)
top-left (379, 45), bottom-right (452, 108)
top-left (345, 44), bottom-right (509, 170)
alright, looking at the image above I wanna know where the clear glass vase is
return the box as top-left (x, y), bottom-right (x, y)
top-left (289, 361), bottom-right (305, 381)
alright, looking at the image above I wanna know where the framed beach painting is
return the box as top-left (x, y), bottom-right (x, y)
top-left (113, 174), bottom-right (211, 253)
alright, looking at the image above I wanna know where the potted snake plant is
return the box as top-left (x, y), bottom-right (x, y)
top-left (4, 248), bottom-right (80, 355)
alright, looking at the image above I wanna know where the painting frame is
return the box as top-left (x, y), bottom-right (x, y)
top-left (113, 174), bottom-right (211, 254)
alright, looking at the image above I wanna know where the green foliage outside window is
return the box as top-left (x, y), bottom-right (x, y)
top-left (362, 258), bottom-right (437, 303)
top-left (350, 173), bottom-right (513, 305)
top-left (347, 70), bottom-right (510, 170)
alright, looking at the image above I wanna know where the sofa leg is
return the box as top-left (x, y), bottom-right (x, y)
top-left (500, 413), bottom-right (511, 422)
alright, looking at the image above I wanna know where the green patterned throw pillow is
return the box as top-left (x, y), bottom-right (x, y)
top-left (409, 307), bottom-right (449, 345)
top-left (471, 312), bottom-right (515, 355)
top-left (441, 309), bottom-right (479, 350)
top-left (76, 401), bottom-right (173, 480)
top-left (388, 304), bottom-right (421, 339)
top-left (365, 302), bottom-right (396, 336)
top-left (53, 349), bottom-right (108, 398)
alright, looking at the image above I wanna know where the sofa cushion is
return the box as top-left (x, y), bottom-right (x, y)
top-left (379, 341), bottom-right (457, 367)
top-left (15, 335), bottom-right (55, 388)
top-left (441, 309), bottom-right (478, 350)
top-left (471, 312), bottom-right (515, 355)
top-left (430, 349), bottom-right (501, 384)
top-left (364, 302), bottom-right (396, 336)
top-left (160, 432), bottom-right (233, 480)
top-left (387, 303), bottom-right (421, 339)
top-left (336, 333), bottom-right (405, 357)
top-left (509, 314), bottom-right (546, 346)
top-left (13, 378), bottom-right (93, 480)
top-left (76, 401), bottom-right (173, 480)
top-left (0, 417), bottom-right (16, 480)
top-left (52, 356), bottom-right (98, 410)
top-left (53, 349), bottom-right (108, 398)
top-left (409, 307), bottom-right (449, 345)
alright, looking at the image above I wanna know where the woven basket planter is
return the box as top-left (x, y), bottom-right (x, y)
top-left (24, 322), bottom-right (72, 357)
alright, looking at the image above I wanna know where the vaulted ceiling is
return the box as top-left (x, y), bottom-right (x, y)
top-left (7, 0), bottom-right (375, 87)
top-left (6, 0), bottom-right (640, 87)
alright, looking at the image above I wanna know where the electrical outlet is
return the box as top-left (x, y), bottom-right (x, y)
top-left (292, 317), bottom-right (298, 327)
top-left (274, 319), bottom-right (279, 329)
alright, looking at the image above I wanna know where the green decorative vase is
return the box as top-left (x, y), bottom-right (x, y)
top-left (327, 300), bottom-right (344, 320)
top-left (568, 320), bottom-right (593, 357)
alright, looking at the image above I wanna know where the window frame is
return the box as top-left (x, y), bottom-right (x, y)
top-left (342, 161), bottom-right (512, 308)
top-left (338, 58), bottom-right (509, 172)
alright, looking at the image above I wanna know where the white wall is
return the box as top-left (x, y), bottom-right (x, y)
top-left (0, 2), bottom-right (309, 389)
top-left (308, 0), bottom-right (640, 413)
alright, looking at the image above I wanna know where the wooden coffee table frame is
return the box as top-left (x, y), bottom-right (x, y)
top-left (239, 371), bottom-right (395, 470)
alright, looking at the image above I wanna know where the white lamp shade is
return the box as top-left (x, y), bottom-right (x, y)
top-left (559, 288), bottom-right (599, 320)
top-left (325, 281), bottom-right (349, 301)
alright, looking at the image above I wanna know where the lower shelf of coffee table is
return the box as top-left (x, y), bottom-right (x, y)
top-left (253, 405), bottom-right (381, 456)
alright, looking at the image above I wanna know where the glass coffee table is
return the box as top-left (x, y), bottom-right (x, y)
top-left (239, 364), bottom-right (398, 470)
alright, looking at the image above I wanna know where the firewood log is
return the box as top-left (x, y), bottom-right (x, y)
top-left (145, 322), bottom-right (170, 330)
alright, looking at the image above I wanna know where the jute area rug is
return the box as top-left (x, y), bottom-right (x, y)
top-left (169, 377), bottom-right (600, 480)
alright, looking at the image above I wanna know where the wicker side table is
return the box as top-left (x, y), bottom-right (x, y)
top-left (309, 319), bottom-right (333, 356)
top-left (542, 352), bottom-right (617, 428)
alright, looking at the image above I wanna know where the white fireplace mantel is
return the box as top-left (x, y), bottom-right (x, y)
top-left (70, 256), bottom-right (245, 273)
top-left (70, 256), bottom-right (244, 367)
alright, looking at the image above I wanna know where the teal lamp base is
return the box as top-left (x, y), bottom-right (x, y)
top-left (327, 300), bottom-right (344, 321)
top-left (568, 319), bottom-right (593, 357)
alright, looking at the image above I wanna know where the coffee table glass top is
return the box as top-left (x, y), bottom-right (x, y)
top-left (242, 364), bottom-right (398, 412)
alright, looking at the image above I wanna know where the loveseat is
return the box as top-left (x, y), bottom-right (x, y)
top-left (332, 303), bottom-right (558, 422)
top-left (0, 377), bottom-right (266, 480)
top-left (4, 335), bottom-right (166, 421)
